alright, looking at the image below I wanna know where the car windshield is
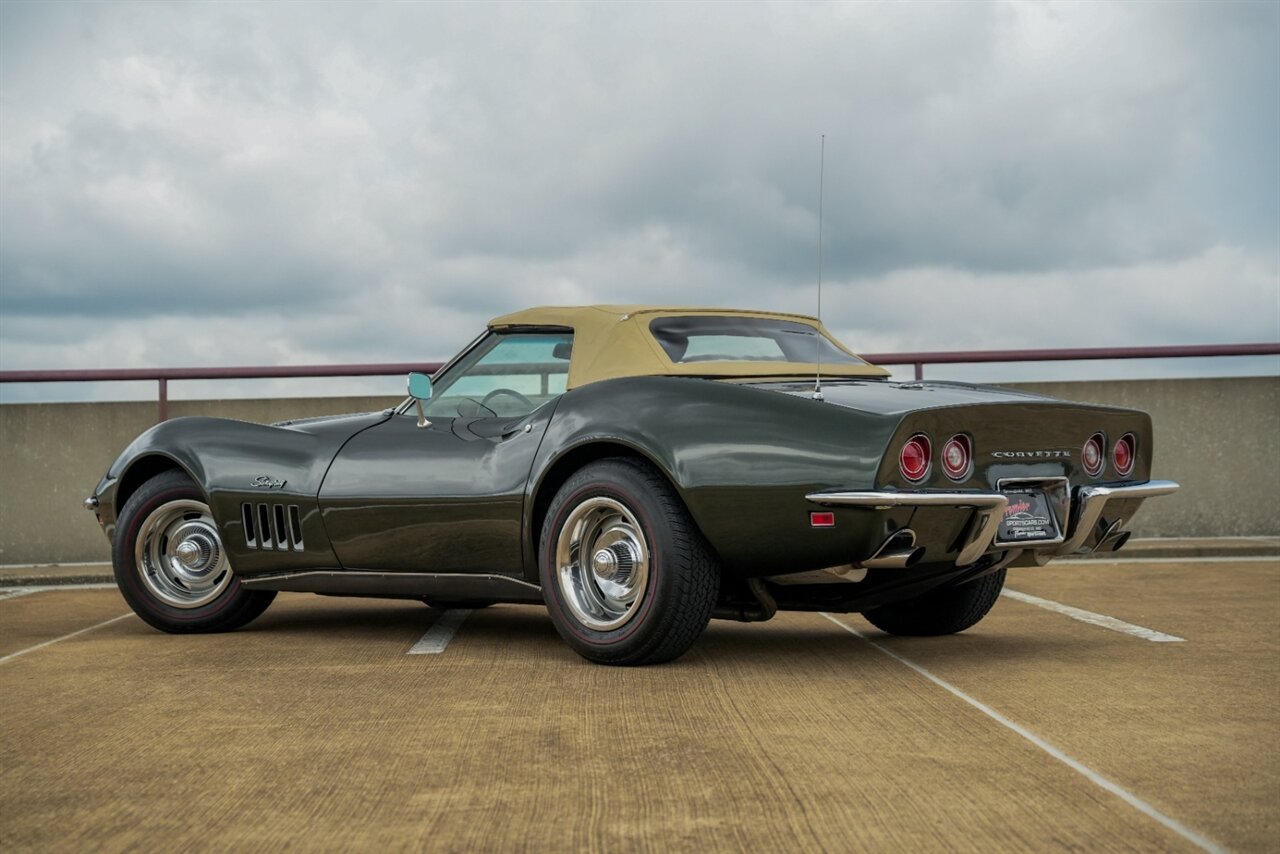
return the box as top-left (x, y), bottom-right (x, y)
top-left (424, 332), bottom-right (574, 418)
top-left (649, 316), bottom-right (868, 366)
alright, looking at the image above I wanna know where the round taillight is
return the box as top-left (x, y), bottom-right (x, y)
top-left (942, 434), bottom-right (972, 480)
top-left (1082, 433), bottom-right (1106, 477)
top-left (899, 434), bottom-right (931, 482)
top-left (1113, 433), bottom-right (1135, 477)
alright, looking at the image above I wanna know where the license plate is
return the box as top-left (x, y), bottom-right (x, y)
top-left (998, 487), bottom-right (1061, 543)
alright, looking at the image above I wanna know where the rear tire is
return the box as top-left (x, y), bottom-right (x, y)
top-left (862, 569), bottom-right (1006, 636)
top-left (113, 469), bottom-right (275, 633)
top-left (539, 458), bottom-right (719, 666)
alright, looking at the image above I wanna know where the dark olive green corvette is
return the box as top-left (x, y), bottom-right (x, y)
top-left (87, 305), bottom-right (1178, 665)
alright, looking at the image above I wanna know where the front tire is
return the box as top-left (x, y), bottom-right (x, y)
top-left (113, 469), bottom-right (275, 633)
top-left (539, 458), bottom-right (719, 666)
top-left (861, 569), bottom-right (1006, 636)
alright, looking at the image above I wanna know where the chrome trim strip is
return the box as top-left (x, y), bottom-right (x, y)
top-left (806, 491), bottom-right (1007, 509)
top-left (241, 570), bottom-right (541, 590)
top-left (1056, 480), bottom-right (1180, 555)
top-left (239, 570), bottom-right (543, 602)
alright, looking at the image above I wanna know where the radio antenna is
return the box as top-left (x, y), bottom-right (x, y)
top-left (812, 134), bottom-right (825, 402)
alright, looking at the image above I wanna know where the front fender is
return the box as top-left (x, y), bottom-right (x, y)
top-left (95, 412), bottom-right (389, 575)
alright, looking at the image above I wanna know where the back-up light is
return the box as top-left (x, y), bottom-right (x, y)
top-left (1082, 433), bottom-right (1106, 477)
top-left (942, 434), bottom-right (972, 480)
top-left (900, 433), bottom-right (931, 482)
top-left (1113, 433), bottom-right (1135, 477)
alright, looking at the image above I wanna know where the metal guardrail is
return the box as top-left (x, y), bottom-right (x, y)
top-left (863, 343), bottom-right (1280, 380)
top-left (2, 343), bottom-right (1277, 421)
top-left (0, 362), bottom-right (446, 421)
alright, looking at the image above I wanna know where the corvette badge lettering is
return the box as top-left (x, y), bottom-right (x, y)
top-left (991, 450), bottom-right (1071, 459)
top-left (251, 475), bottom-right (287, 489)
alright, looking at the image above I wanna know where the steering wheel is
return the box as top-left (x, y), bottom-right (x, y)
top-left (480, 387), bottom-right (534, 412)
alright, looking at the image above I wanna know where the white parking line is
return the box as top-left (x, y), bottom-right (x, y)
top-left (1001, 589), bottom-right (1185, 642)
top-left (819, 612), bottom-right (1223, 854)
top-left (0, 613), bottom-right (134, 666)
top-left (0, 583), bottom-right (118, 602)
top-left (407, 609), bottom-right (472, 655)
top-left (1055, 555), bottom-right (1276, 565)
top-left (0, 561), bottom-right (113, 569)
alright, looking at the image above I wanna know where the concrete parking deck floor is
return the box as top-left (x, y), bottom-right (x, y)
top-left (1, 559), bottom-right (1276, 853)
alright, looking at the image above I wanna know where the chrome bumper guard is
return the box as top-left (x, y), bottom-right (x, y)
top-left (1058, 480), bottom-right (1180, 554)
top-left (806, 480), bottom-right (1179, 566)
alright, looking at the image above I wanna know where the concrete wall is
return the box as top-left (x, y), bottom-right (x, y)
top-left (1, 378), bottom-right (1276, 565)
top-left (1006, 377), bottom-right (1279, 540)
top-left (1, 395), bottom-right (401, 566)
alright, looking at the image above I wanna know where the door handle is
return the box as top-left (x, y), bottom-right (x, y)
top-left (502, 422), bottom-right (534, 440)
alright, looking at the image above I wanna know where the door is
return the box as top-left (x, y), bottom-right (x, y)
top-left (318, 331), bottom-right (573, 574)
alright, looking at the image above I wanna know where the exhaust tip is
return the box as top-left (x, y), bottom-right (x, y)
top-left (858, 529), bottom-right (923, 569)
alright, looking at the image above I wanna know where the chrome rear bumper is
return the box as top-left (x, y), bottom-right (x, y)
top-left (806, 480), bottom-right (1179, 565)
top-left (1057, 480), bottom-right (1179, 553)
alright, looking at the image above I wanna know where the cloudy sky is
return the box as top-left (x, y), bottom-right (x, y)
top-left (1, 0), bottom-right (1277, 401)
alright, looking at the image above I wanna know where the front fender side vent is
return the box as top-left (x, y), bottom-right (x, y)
top-left (242, 502), bottom-right (304, 551)
top-left (241, 503), bottom-right (257, 548)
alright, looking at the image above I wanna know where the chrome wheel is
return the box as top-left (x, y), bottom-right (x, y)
top-left (555, 496), bottom-right (651, 631)
top-left (134, 498), bottom-right (233, 609)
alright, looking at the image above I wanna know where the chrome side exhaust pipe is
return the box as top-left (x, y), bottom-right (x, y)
top-left (1093, 518), bottom-right (1132, 553)
top-left (858, 529), bottom-right (925, 569)
top-left (713, 578), bottom-right (779, 622)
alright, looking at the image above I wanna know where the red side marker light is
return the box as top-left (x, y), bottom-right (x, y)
top-left (810, 511), bottom-right (836, 528)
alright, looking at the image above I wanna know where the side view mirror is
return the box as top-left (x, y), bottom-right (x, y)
top-left (407, 372), bottom-right (433, 429)
top-left (407, 372), bottom-right (433, 400)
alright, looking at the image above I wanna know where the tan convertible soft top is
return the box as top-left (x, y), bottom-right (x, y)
top-left (487, 305), bottom-right (889, 389)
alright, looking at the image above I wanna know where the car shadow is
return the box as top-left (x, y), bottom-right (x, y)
top-left (240, 597), bottom-right (437, 639)
top-left (228, 598), bottom-right (1111, 668)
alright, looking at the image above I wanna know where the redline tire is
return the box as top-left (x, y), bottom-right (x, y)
top-left (539, 458), bottom-right (719, 666)
top-left (113, 469), bottom-right (275, 634)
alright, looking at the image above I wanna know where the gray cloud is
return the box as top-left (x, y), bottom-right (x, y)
top-left (0, 0), bottom-right (1277, 397)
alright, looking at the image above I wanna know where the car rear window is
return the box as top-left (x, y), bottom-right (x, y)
top-left (648, 316), bottom-right (867, 365)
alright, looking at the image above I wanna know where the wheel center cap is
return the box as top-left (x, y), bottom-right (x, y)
top-left (176, 540), bottom-right (202, 567)
top-left (171, 529), bottom-right (217, 576)
top-left (591, 543), bottom-right (635, 585)
top-left (592, 548), bottom-right (618, 579)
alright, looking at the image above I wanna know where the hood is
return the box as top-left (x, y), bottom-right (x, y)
top-left (271, 410), bottom-right (392, 435)
top-left (743, 379), bottom-right (1054, 416)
